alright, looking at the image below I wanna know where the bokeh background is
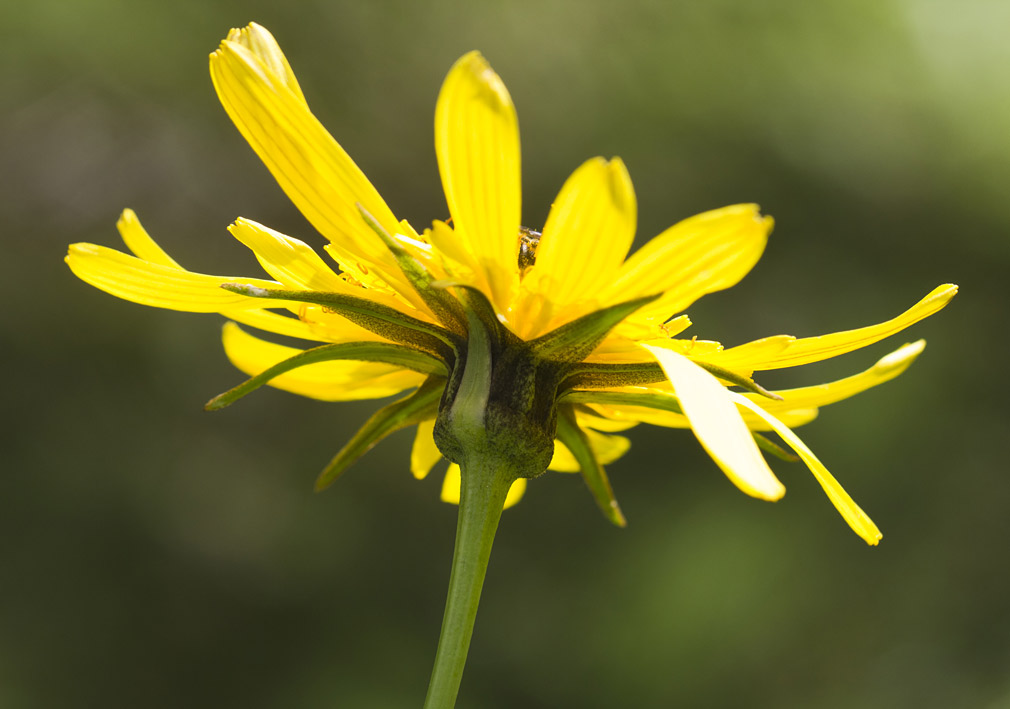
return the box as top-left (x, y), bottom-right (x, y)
top-left (3, 1), bottom-right (1008, 707)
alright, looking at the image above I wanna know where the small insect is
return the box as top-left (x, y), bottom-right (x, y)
top-left (518, 226), bottom-right (542, 276)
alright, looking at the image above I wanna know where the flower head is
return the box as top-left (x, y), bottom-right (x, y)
top-left (66, 23), bottom-right (956, 544)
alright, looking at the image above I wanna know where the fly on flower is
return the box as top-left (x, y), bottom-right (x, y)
top-left (66, 22), bottom-right (956, 549)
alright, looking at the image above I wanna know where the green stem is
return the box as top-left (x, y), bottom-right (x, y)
top-left (424, 456), bottom-right (514, 708)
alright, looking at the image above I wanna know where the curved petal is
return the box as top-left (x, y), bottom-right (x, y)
top-left (116, 209), bottom-right (180, 267)
top-left (66, 243), bottom-right (284, 312)
top-left (434, 51), bottom-right (521, 311)
top-left (222, 322), bottom-right (424, 401)
top-left (112, 210), bottom-right (332, 342)
top-left (727, 284), bottom-right (957, 371)
top-left (520, 157), bottom-right (636, 333)
top-left (604, 204), bottom-right (771, 322)
top-left (228, 218), bottom-right (348, 292)
top-left (642, 345), bottom-right (785, 500)
top-left (440, 464), bottom-right (527, 510)
top-left (746, 340), bottom-right (926, 412)
top-left (584, 402), bottom-right (820, 431)
top-left (732, 394), bottom-right (882, 545)
top-left (548, 429), bottom-right (631, 473)
top-left (411, 420), bottom-right (442, 480)
top-left (209, 26), bottom-right (407, 294)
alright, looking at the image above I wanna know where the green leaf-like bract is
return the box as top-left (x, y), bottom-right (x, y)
top-left (315, 377), bottom-right (446, 491)
top-left (556, 405), bottom-right (626, 527)
top-left (357, 203), bottom-right (469, 335)
top-left (528, 293), bottom-right (661, 363)
top-left (220, 283), bottom-right (460, 361)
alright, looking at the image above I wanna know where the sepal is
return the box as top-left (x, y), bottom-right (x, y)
top-left (529, 293), bottom-right (661, 363)
top-left (556, 406), bottom-right (626, 527)
top-left (357, 204), bottom-right (469, 334)
top-left (315, 377), bottom-right (445, 491)
top-left (221, 283), bottom-right (460, 360)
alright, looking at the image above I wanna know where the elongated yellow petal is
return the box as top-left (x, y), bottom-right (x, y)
top-left (574, 409), bottom-right (639, 433)
top-left (732, 394), bottom-right (882, 545)
top-left (524, 157), bottom-right (636, 314)
top-left (440, 464), bottom-right (527, 509)
top-left (434, 51), bottom-right (521, 311)
top-left (116, 209), bottom-right (180, 267)
top-left (585, 401), bottom-right (820, 431)
top-left (549, 429), bottom-right (631, 473)
top-left (411, 420), bottom-right (442, 480)
top-left (227, 218), bottom-right (348, 292)
top-left (747, 340), bottom-right (926, 412)
top-left (732, 285), bottom-right (958, 371)
top-left (223, 309), bottom-right (327, 342)
top-left (222, 322), bottom-right (424, 401)
top-left (604, 204), bottom-right (771, 322)
top-left (643, 345), bottom-right (785, 500)
top-left (113, 210), bottom-right (331, 342)
top-left (209, 30), bottom-right (408, 294)
top-left (66, 243), bottom-right (284, 312)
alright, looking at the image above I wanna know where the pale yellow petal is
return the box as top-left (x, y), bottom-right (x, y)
top-left (440, 464), bottom-right (526, 509)
top-left (209, 34), bottom-right (409, 295)
top-left (548, 429), bottom-right (631, 473)
top-left (604, 204), bottom-right (771, 322)
top-left (66, 243), bottom-right (284, 312)
top-left (116, 209), bottom-right (180, 267)
top-left (747, 340), bottom-right (926, 412)
top-left (221, 322), bottom-right (424, 401)
top-left (732, 285), bottom-right (958, 371)
top-left (732, 394), bottom-right (882, 545)
top-left (522, 158), bottom-right (636, 325)
top-left (642, 345), bottom-right (785, 500)
top-left (411, 420), bottom-right (442, 480)
top-left (434, 51), bottom-right (521, 311)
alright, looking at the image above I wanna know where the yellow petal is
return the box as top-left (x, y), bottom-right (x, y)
top-left (604, 204), bottom-right (771, 322)
top-left (227, 218), bottom-right (348, 292)
top-left (434, 51), bottom-right (521, 311)
top-left (748, 340), bottom-right (926, 412)
top-left (116, 209), bottom-right (180, 267)
top-left (209, 31), bottom-right (408, 294)
top-left (585, 402), bottom-right (820, 431)
top-left (225, 23), bottom-right (305, 103)
top-left (440, 464), bottom-right (527, 510)
top-left (521, 158), bottom-right (636, 330)
top-left (642, 345), bottom-right (785, 500)
top-left (112, 211), bottom-right (330, 341)
top-left (731, 394), bottom-right (882, 545)
top-left (411, 420), bottom-right (442, 480)
top-left (225, 309), bottom-right (333, 342)
top-left (221, 322), bottom-right (424, 401)
top-left (548, 429), bottom-right (631, 473)
top-left (66, 243), bottom-right (284, 312)
top-left (732, 284), bottom-right (958, 371)
top-left (574, 409), bottom-right (639, 433)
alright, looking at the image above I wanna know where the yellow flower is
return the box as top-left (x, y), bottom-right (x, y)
top-left (66, 23), bottom-right (956, 545)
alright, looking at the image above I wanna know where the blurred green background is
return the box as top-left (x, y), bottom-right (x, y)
top-left (3, 0), bottom-right (1007, 707)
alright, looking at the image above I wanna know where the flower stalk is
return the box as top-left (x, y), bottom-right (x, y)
top-left (424, 454), bottom-right (515, 708)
